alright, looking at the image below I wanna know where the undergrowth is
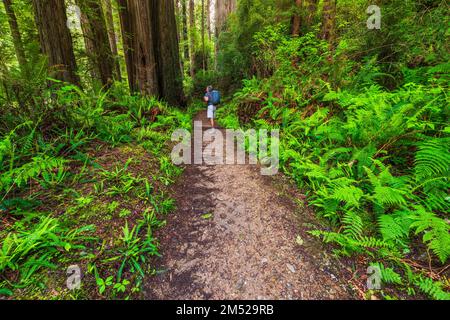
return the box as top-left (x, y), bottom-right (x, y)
top-left (217, 26), bottom-right (449, 300)
top-left (0, 82), bottom-right (196, 299)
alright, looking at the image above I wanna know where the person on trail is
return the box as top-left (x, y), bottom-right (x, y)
top-left (204, 86), bottom-right (220, 129)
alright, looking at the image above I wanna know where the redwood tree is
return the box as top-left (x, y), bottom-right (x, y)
top-left (32, 0), bottom-right (80, 85)
top-left (117, 0), bottom-right (159, 96)
top-left (77, 0), bottom-right (115, 87)
top-left (321, 0), bottom-right (336, 43)
top-left (104, 0), bottom-right (122, 81)
top-left (305, 0), bottom-right (317, 27)
top-left (188, 0), bottom-right (195, 77)
top-left (181, 0), bottom-right (189, 61)
top-left (2, 0), bottom-right (26, 70)
top-left (215, 0), bottom-right (236, 37)
top-left (153, 0), bottom-right (185, 106)
top-left (291, 0), bottom-right (303, 36)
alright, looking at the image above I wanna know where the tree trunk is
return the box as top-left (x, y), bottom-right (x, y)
top-left (104, 0), bottom-right (122, 81)
top-left (181, 0), bottom-right (189, 61)
top-left (214, 0), bottom-right (236, 70)
top-left (78, 7), bottom-right (98, 80)
top-left (189, 0), bottom-right (195, 77)
top-left (2, 0), bottom-right (27, 70)
top-left (215, 0), bottom-right (236, 37)
top-left (321, 0), bottom-right (336, 43)
top-left (206, 0), bottom-right (211, 40)
top-left (129, 0), bottom-right (159, 95)
top-left (77, 0), bottom-right (115, 87)
top-left (291, 0), bottom-right (302, 36)
top-left (117, 0), bottom-right (135, 90)
top-left (32, 0), bottom-right (80, 86)
top-left (201, 0), bottom-right (206, 70)
top-left (117, 0), bottom-right (159, 96)
top-left (152, 0), bottom-right (185, 106)
top-left (305, 0), bottom-right (317, 27)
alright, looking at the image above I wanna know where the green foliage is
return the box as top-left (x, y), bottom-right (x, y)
top-left (220, 17), bottom-right (449, 299)
top-left (0, 79), bottom-right (191, 298)
top-left (0, 214), bottom-right (95, 287)
top-left (413, 276), bottom-right (450, 301)
top-left (410, 207), bottom-right (450, 264)
top-left (370, 262), bottom-right (403, 286)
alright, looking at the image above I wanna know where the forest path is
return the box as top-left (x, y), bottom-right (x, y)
top-left (144, 111), bottom-right (354, 300)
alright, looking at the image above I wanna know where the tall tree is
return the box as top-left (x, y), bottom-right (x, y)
top-left (103, 0), bottom-right (122, 81)
top-left (201, 0), bottom-right (206, 70)
top-left (214, 0), bottom-right (236, 70)
top-left (305, 0), bottom-right (317, 27)
top-left (188, 0), bottom-right (195, 77)
top-left (116, 0), bottom-right (154, 94)
top-left (206, 0), bottom-right (211, 40)
top-left (32, 0), bottom-right (80, 85)
top-left (181, 0), bottom-right (189, 61)
top-left (2, 0), bottom-right (27, 70)
top-left (77, 0), bottom-right (115, 87)
top-left (78, 7), bottom-right (98, 80)
top-left (291, 0), bottom-right (303, 36)
top-left (124, 0), bottom-right (159, 95)
top-left (152, 0), bottom-right (185, 106)
top-left (321, 0), bottom-right (336, 43)
top-left (215, 0), bottom-right (236, 37)
top-left (117, 0), bottom-right (135, 89)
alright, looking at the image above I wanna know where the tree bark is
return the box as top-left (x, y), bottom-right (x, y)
top-left (291, 0), bottom-right (302, 36)
top-left (2, 0), bottom-right (27, 70)
top-left (117, 0), bottom-right (135, 90)
top-left (215, 0), bottom-right (236, 37)
top-left (201, 0), bottom-right (206, 70)
top-left (78, 7), bottom-right (98, 80)
top-left (181, 0), bottom-right (189, 61)
top-left (104, 0), bottom-right (122, 81)
top-left (152, 0), bottom-right (185, 106)
top-left (189, 0), bottom-right (195, 77)
top-left (77, 0), bottom-right (115, 87)
top-left (32, 0), bottom-right (80, 86)
top-left (117, 0), bottom-right (159, 96)
top-left (129, 0), bottom-right (159, 95)
top-left (206, 0), bottom-right (211, 40)
top-left (305, 0), bottom-right (317, 27)
top-left (321, 0), bottom-right (336, 43)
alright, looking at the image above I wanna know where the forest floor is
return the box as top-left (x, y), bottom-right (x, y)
top-left (144, 111), bottom-right (357, 300)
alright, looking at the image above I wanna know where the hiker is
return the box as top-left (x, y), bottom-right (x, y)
top-left (204, 86), bottom-right (221, 128)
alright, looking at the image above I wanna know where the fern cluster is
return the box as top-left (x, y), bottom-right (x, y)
top-left (222, 28), bottom-right (449, 299)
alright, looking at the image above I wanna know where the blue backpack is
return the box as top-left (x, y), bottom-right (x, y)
top-left (210, 90), bottom-right (221, 105)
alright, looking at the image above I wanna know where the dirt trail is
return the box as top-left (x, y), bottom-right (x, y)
top-left (144, 111), bottom-right (355, 300)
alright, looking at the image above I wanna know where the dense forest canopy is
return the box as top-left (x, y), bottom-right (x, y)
top-left (0, 0), bottom-right (448, 300)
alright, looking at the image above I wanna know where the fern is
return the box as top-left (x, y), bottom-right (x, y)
top-left (331, 186), bottom-right (364, 208)
top-left (414, 276), bottom-right (450, 300)
top-left (415, 137), bottom-right (450, 182)
top-left (378, 212), bottom-right (411, 245)
top-left (0, 156), bottom-right (66, 192)
top-left (364, 164), bottom-right (409, 208)
top-left (370, 262), bottom-right (403, 285)
top-left (342, 211), bottom-right (364, 239)
top-left (414, 136), bottom-right (450, 211)
top-left (410, 207), bottom-right (450, 264)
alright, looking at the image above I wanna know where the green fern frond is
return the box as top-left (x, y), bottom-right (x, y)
top-left (331, 186), bottom-right (364, 208)
top-left (373, 186), bottom-right (407, 207)
top-left (378, 213), bottom-right (411, 244)
top-left (370, 262), bottom-right (403, 285)
top-left (410, 207), bottom-right (450, 264)
top-left (415, 138), bottom-right (450, 182)
top-left (342, 211), bottom-right (364, 239)
top-left (414, 276), bottom-right (450, 300)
